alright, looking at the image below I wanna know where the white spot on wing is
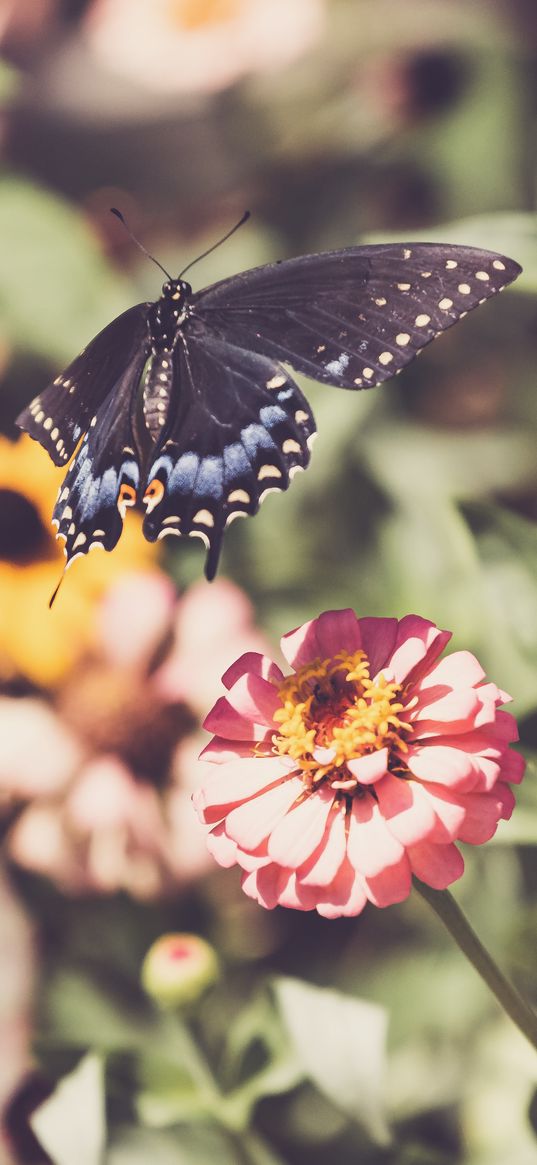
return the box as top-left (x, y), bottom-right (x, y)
top-left (228, 489), bottom-right (250, 504)
top-left (193, 509), bottom-right (215, 528)
top-left (258, 464), bottom-right (282, 481)
top-left (324, 353), bottom-right (350, 377)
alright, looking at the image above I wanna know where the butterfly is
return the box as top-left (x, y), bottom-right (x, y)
top-left (17, 221), bottom-right (521, 591)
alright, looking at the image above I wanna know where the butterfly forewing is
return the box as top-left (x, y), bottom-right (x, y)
top-left (191, 244), bottom-right (521, 389)
top-left (142, 323), bottom-right (315, 578)
top-left (17, 304), bottom-right (151, 465)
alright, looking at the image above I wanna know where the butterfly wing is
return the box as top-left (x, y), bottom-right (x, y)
top-left (52, 343), bottom-right (149, 568)
top-left (190, 244), bottom-right (521, 389)
top-left (17, 304), bottom-right (151, 465)
top-left (141, 321), bottom-right (315, 579)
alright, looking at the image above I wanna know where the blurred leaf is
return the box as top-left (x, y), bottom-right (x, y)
top-left (0, 58), bottom-right (20, 103)
top-left (0, 177), bottom-right (130, 364)
top-left (362, 417), bottom-right (537, 505)
top-left (217, 990), bottom-right (303, 1129)
top-left (136, 1019), bottom-right (220, 1130)
top-left (31, 1054), bottom-right (105, 1165)
top-left (470, 504), bottom-right (537, 713)
top-left (273, 976), bottom-right (390, 1144)
top-left (528, 1086), bottom-right (537, 1136)
top-left (42, 971), bottom-right (154, 1051)
top-left (377, 495), bottom-right (482, 637)
top-left (107, 1124), bottom-right (238, 1165)
top-left (137, 1081), bottom-right (211, 1129)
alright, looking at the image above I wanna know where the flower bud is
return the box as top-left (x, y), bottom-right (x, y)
top-left (141, 933), bottom-right (219, 1007)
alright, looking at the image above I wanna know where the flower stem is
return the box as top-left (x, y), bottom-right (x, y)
top-left (414, 880), bottom-right (537, 1052)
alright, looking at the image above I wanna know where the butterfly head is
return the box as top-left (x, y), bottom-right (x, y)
top-left (161, 278), bottom-right (192, 309)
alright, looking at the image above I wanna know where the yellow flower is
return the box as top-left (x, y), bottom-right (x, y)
top-left (0, 436), bottom-right (156, 687)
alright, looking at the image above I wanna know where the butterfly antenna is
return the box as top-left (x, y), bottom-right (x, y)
top-left (110, 207), bottom-right (172, 280)
top-left (178, 210), bottom-right (250, 279)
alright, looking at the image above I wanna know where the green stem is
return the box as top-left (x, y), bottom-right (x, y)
top-left (166, 1015), bottom-right (283, 1161)
top-left (414, 880), bottom-right (537, 1051)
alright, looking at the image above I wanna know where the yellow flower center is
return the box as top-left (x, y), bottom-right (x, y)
top-left (273, 650), bottom-right (411, 792)
top-left (167, 0), bottom-right (242, 31)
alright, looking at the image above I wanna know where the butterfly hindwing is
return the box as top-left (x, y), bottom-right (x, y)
top-left (142, 322), bottom-right (315, 578)
top-left (17, 304), bottom-right (151, 466)
top-left (53, 346), bottom-right (149, 567)
top-left (191, 244), bottom-right (521, 389)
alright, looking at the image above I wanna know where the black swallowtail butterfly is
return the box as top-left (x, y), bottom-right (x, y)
top-left (17, 227), bottom-right (521, 588)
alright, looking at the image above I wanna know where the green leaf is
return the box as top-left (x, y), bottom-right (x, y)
top-left (41, 970), bottom-right (154, 1051)
top-left (30, 1054), bottom-right (105, 1165)
top-left (0, 177), bottom-right (130, 363)
top-left (468, 503), bottom-right (537, 713)
top-left (361, 417), bottom-right (537, 505)
top-left (107, 1124), bottom-right (238, 1165)
top-left (273, 977), bottom-right (390, 1144)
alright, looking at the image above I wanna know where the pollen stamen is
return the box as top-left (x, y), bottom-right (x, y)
top-left (273, 649), bottom-right (412, 793)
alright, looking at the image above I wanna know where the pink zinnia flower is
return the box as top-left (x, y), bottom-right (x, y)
top-left (194, 610), bottom-right (524, 919)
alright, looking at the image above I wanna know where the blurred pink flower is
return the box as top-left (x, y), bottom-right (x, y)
top-left (85, 0), bottom-right (325, 95)
top-left (194, 610), bottom-right (524, 918)
top-left (3, 571), bottom-right (269, 899)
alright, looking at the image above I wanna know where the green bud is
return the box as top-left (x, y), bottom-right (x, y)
top-left (141, 933), bottom-right (219, 1008)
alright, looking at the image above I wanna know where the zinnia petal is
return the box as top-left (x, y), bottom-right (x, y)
top-left (225, 776), bottom-right (303, 850)
top-left (280, 608), bottom-right (362, 669)
top-left (408, 841), bottom-right (464, 888)
top-left (364, 854), bottom-right (412, 907)
top-left (312, 860), bottom-right (368, 918)
top-left (346, 748), bottom-right (389, 785)
top-left (203, 695), bottom-right (272, 740)
top-left (222, 651), bottom-right (284, 690)
top-left (357, 617), bottom-right (398, 678)
top-left (375, 773), bottom-right (439, 846)
top-left (268, 786), bottom-right (335, 868)
top-left (193, 756), bottom-right (288, 823)
top-left (456, 784), bottom-right (516, 844)
top-left (382, 615), bottom-right (451, 683)
top-left (416, 650), bottom-right (485, 692)
top-left (298, 805), bottom-right (347, 887)
top-left (224, 671), bottom-right (281, 724)
top-left (347, 797), bottom-right (405, 877)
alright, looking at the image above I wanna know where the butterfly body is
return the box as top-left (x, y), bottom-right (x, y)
top-left (17, 241), bottom-right (521, 582)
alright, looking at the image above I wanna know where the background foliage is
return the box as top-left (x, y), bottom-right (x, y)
top-left (1, 1), bottom-right (537, 1162)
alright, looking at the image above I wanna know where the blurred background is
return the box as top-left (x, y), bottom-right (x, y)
top-left (1, 0), bottom-right (537, 1162)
